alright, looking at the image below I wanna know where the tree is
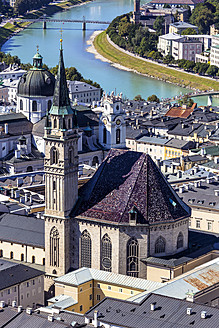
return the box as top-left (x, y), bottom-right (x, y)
top-left (181, 28), bottom-right (197, 35)
top-left (190, 2), bottom-right (215, 34)
top-left (147, 95), bottom-right (160, 103)
top-left (163, 54), bottom-right (174, 65)
top-left (179, 95), bottom-right (194, 107)
top-left (206, 65), bottom-right (218, 76)
top-left (153, 16), bottom-right (165, 36)
top-left (134, 94), bottom-right (145, 101)
top-left (183, 60), bottom-right (196, 71)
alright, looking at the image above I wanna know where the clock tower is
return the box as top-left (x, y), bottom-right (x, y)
top-left (44, 38), bottom-right (78, 288)
top-left (99, 92), bottom-right (126, 149)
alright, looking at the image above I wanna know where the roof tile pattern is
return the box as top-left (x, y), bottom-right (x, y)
top-left (74, 149), bottom-right (190, 223)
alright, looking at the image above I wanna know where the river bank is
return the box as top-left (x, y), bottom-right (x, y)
top-left (0, 0), bottom-right (92, 49)
top-left (89, 31), bottom-right (219, 92)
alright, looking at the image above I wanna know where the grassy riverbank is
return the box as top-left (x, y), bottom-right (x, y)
top-left (94, 31), bottom-right (219, 91)
top-left (0, 0), bottom-right (90, 48)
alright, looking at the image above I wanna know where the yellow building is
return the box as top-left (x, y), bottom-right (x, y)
top-left (164, 139), bottom-right (193, 160)
top-left (48, 267), bottom-right (163, 314)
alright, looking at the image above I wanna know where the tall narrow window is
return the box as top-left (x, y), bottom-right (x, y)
top-left (103, 127), bottom-right (107, 144)
top-left (116, 129), bottom-right (120, 144)
top-left (54, 118), bottom-right (57, 128)
top-left (155, 236), bottom-right (166, 254)
top-left (50, 227), bottom-right (60, 267)
top-left (32, 100), bottom-right (37, 112)
top-left (20, 99), bottom-right (23, 111)
top-left (177, 232), bottom-right (183, 249)
top-left (0, 250), bottom-right (3, 257)
top-left (127, 238), bottom-right (139, 277)
top-left (80, 230), bottom-right (91, 268)
top-left (10, 251), bottom-right (13, 259)
top-left (101, 234), bottom-right (112, 272)
top-left (53, 180), bottom-right (56, 191)
top-left (51, 147), bottom-right (58, 165)
top-left (69, 147), bottom-right (74, 164)
top-left (21, 253), bottom-right (24, 261)
top-left (47, 100), bottom-right (52, 111)
top-left (32, 256), bottom-right (35, 263)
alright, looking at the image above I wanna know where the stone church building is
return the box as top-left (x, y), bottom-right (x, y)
top-left (44, 40), bottom-right (191, 290)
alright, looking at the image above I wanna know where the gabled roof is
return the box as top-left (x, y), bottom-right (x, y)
top-left (72, 149), bottom-right (190, 224)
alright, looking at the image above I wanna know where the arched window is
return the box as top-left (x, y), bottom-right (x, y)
top-left (92, 156), bottom-right (99, 167)
top-left (50, 227), bottom-right (60, 267)
top-left (127, 238), bottom-right (139, 277)
top-left (155, 236), bottom-right (166, 254)
top-left (103, 127), bottom-right (107, 144)
top-left (32, 100), bottom-right (37, 112)
top-left (54, 118), bottom-right (57, 129)
top-left (0, 250), bottom-right (3, 257)
top-left (69, 147), bottom-right (74, 164)
top-left (101, 234), bottom-right (112, 272)
top-left (26, 166), bottom-right (33, 172)
top-left (10, 251), bottom-right (13, 259)
top-left (48, 100), bottom-right (52, 111)
top-left (80, 230), bottom-right (91, 268)
top-left (177, 232), bottom-right (183, 249)
top-left (20, 99), bottom-right (23, 111)
top-left (32, 256), bottom-right (35, 264)
top-left (51, 147), bottom-right (58, 165)
top-left (21, 253), bottom-right (24, 261)
top-left (116, 129), bottom-right (120, 144)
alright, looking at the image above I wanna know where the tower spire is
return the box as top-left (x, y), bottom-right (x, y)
top-left (49, 37), bottom-right (73, 116)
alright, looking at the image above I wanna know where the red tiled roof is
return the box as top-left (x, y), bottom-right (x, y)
top-left (165, 106), bottom-right (196, 119)
top-left (73, 149), bottom-right (190, 224)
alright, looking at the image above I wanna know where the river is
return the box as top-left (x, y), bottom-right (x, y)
top-left (1, 0), bottom-right (218, 105)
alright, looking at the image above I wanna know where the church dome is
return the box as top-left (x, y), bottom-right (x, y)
top-left (17, 50), bottom-right (55, 97)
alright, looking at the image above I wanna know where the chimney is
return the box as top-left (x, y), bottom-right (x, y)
top-left (48, 314), bottom-right (54, 322)
top-left (18, 305), bottom-right (22, 313)
top-left (0, 301), bottom-right (5, 308)
top-left (214, 190), bottom-right (219, 196)
top-left (150, 303), bottom-right (156, 311)
top-left (214, 157), bottom-right (219, 164)
top-left (186, 291), bottom-right (195, 302)
top-left (179, 186), bottom-right (185, 193)
top-left (187, 308), bottom-right (192, 315)
top-left (26, 308), bottom-right (32, 315)
top-left (12, 301), bottom-right (17, 308)
top-left (201, 311), bottom-right (207, 319)
top-left (93, 310), bottom-right (99, 328)
top-left (15, 150), bottom-right (20, 159)
top-left (4, 123), bottom-right (8, 134)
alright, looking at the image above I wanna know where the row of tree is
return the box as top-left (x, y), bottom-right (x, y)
top-left (190, 0), bottom-right (219, 33)
top-left (13, 0), bottom-right (50, 15)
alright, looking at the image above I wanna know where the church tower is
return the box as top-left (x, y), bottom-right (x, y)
top-left (133, 0), bottom-right (141, 24)
top-left (99, 92), bottom-right (126, 149)
top-left (44, 38), bottom-right (78, 284)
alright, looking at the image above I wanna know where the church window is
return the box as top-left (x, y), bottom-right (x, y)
top-left (103, 127), bottom-right (107, 144)
top-left (32, 256), bottom-right (35, 263)
top-left (155, 236), bottom-right (166, 254)
top-left (69, 147), bottom-right (74, 164)
top-left (54, 118), bottom-right (57, 128)
top-left (101, 234), bottom-right (112, 272)
top-left (0, 250), bottom-right (2, 257)
top-left (177, 232), bottom-right (183, 249)
top-left (50, 227), bottom-right (60, 267)
top-left (116, 129), bottom-right (120, 144)
top-left (80, 230), bottom-right (91, 268)
top-left (32, 101), bottom-right (37, 112)
top-left (53, 180), bottom-right (56, 191)
top-left (48, 100), bottom-right (52, 111)
top-left (20, 99), bottom-right (23, 111)
top-left (51, 147), bottom-right (58, 165)
top-left (21, 253), bottom-right (24, 261)
top-left (127, 238), bottom-right (139, 277)
top-left (68, 119), bottom-right (71, 129)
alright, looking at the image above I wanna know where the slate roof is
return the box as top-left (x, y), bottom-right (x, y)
top-left (0, 113), bottom-right (32, 137)
top-left (85, 293), bottom-right (219, 328)
top-left (0, 213), bottom-right (44, 247)
top-left (0, 259), bottom-right (43, 290)
top-left (73, 149), bottom-right (190, 224)
top-left (126, 126), bottom-right (148, 140)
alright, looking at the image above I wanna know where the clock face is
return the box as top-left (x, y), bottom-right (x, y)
top-left (103, 118), bottom-right (107, 125)
top-left (116, 119), bottom-right (121, 126)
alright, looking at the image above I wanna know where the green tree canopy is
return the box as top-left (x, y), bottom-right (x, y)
top-left (190, 1), bottom-right (216, 33)
top-left (134, 94), bottom-right (145, 101)
top-left (181, 28), bottom-right (197, 35)
top-left (153, 16), bottom-right (165, 36)
top-left (147, 94), bottom-right (160, 103)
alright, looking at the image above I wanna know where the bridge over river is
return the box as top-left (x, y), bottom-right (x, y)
top-left (19, 17), bottom-right (111, 30)
top-left (162, 90), bottom-right (219, 106)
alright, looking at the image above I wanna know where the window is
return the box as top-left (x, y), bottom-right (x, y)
top-left (107, 286), bottom-right (111, 290)
top-left (131, 290), bottom-right (134, 295)
top-left (119, 288), bottom-right (123, 293)
top-left (103, 126), bottom-right (107, 144)
top-left (116, 129), bottom-right (120, 144)
top-left (80, 288), bottom-right (82, 292)
top-left (21, 294), bottom-right (23, 300)
top-left (101, 234), bottom-right (112, 272)
top-left (80, 305), bottom-right (83, 312)
top-left (155, 236), bottom-right (166, 254)
top-left (10, 251), bottom-right (13, 259)
top-left (80, 230), bottom-right (91, 268)
top-left (189, 219), bottom-right (191, 227)
top-left (20, 99), bottom-right (23, 111)
top-left (50, 227), bottom-right (60, 267)
top-left (89, 294), bottom-right (92, 300)
top-left (27, 292), bottom-right (30, 298)
top-left (21, 254), bottom-right (24, 261)
top-left (0, 250), bottom-right (3, 257)
top-left (13, 287), bottom-right (16, 292)
top-left (127, 238), bottom-right (139, 277)
top-left (208, 222), bottom-right (212, 231)
top-left (51, 147), bottom-right (58, 165)
top-left (196, 220), bottom-right (200, 229)
top-left (69, 147), bottom-right (74, 164)
top-left (53, 180), bottom-right (56, 191)
top-left (97, 283), bottom-right (100, 288)
top-left (32, 280), bottom-right (35, 286)
top-left (32, 256), bottom-right (35, 264)
top-left (26, 282), bottom-right (29, 287)
top-left (32, 100), bottom-right (37, 112)
top-left (47, 100), bottom-right (52, 111)
top-left (43, 258), bottom-right (45, 265)
top-left (54, 118), bottom-right (57, 128)
top-left (97, 295), bottom-right (100, 301)
top-left (7, 289), bottom-right (10, 295)
top-left (177, 232), bottom-right (183, 249)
